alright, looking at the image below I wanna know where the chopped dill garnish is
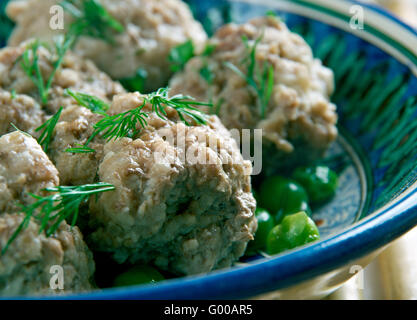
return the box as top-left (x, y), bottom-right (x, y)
top-left (10, 123), bottom-right (32, 138)
top-left (35, 107), bottom-right (63, 153)
top-left (65, 143), bottom-right (96, 154)
top-left (202, 43), bottom-right (217, 57)
top-left (66, 88), bottom-right (210, 153)
top-left (1, 182), bottom-right (115, 255)
top-left (66, 89), bottom-right (109, 115)
top-left (10, 89), bottom-right (16, 100)
top-left (20, 0), bottom-right (123, 106)
top-left (199, 65), bottom-right (214, 84)
top-left (169, 40), bottom-right (195, 72)
top-left (20, 35), bottom-right (75, 105)
top-left (90, 102), bottom-right (149, 142)
top-left (119, 68), bottom-right (148, 93)
top-left (214, 98), bottom-right (225, 116)
top-left (148, 88), bottom-right (209, 126)
top-left (61, 0), bottom-right (124, 44)
top-left (224, 34), bottom-right (275, 118)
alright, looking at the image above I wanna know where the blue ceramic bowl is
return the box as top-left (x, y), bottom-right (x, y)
top-left (4, 0), bottom-right (417, 299)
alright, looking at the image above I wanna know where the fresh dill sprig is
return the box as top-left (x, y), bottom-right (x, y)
top-left (1, 182), bottom-right (115, 255)
top-left (65, 89), bottom-right (109, 115)
top-left (20, 35), bottom-right (75, 105)
top-left (20, 40), bottom-right (48, 105)
top-left (224, 34), bottom-right (275, 118)
top-left (10, 123), bottom-right (32, 138)
top-left (147, 88), bottom-right (209, 126)
top-left (65, 143), bottom-right (96, 154)
top-left (90, 103), bottom-right (150, 142)
top-left (61, 0), bottom-right (124, 44)
top-left (65, 88), bottom-right (210, 153)
top-left (20, 0), bottom-right (123, 106)
top-left (36, 107), bottom-right (63, 153)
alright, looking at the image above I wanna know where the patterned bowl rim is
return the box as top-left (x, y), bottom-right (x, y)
top-left (11, 0), bottom-right (417, 299)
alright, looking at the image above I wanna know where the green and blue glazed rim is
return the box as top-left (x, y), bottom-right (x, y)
top-left (4, 0), bottom-right (417, 299)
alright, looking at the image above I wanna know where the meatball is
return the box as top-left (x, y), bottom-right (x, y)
top-left (0, 89), bottom-right (45, 137)
top-left (0, 213), bottom-right (95, 296)
top-left (0, 132), bottom-right (95, 296)
top-left (7, 0), bottom-right (208, 91)
top-left (0, 131), bottom-right (59, 213)
top-left (79, 92), bottom-right (257, 275)
top-left (0, 40), bottom-right (125, 114)
top-left (49, 105), bottom-right (104, 186)
top-left (170, 17), bottom-right (338, 173)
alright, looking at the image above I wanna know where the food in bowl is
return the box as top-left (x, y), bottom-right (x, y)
top-left (0, 0), bottom-right (341, 296)
top-left (169, 16), bottom-right (338, 174)
top-left (0, 131), bottom-right (95, 295)
top-left (6, 0), bottom-right (208, 92)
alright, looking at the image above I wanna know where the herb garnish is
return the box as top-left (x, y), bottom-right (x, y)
top-left (224, 34), bottom-right (274, 118)
top-left (1, 183), bottom-right (115, 255)
top-left (20, 0), bottom-right (123, 106)
top-left (169, 40), bottom-right (195, 72)
top-left (10, 123), bottom-right (32, 138)
top-left (119, 68), bottom-right (148, 93)
top-left (65, 88), bottom-right (210, 153)
top-left (36, 107), bottom-right (63, 153)
top-left (61, 0), bottom-right (124, 44)
top-left (66, 89), bottom-right (109, 115)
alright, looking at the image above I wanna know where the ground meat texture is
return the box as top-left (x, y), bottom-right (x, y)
top-left (169, 17), bottom-right (338, 174)
top-left (7, 0), bottom-right (207, 92)
top-left (85, 92), bottom-right (257, 275)
top-left (49, 105), bottom-right (104, 186)
top-left (0, 41), bottom-right (125, 114)
top-left (0, 131), bottom-right (59, 213)
top-left (0, 213), bottom-right (95, 296)
top-left (0, 89), bottom-right (46, 137)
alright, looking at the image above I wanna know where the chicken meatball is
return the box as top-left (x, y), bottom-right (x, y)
top-left (0, 131), bottom-right (59, 213)
top-left (49, 105), bottom-right (104, 186)
top-left (0, 40), bottom-right (125, 114)
top-left (0, 89), bottom-right (45, 137)
top-left (76, 92), bottom-right (257, 275)
top-left (170, 17), bottom-right (338, 174)
top-left (0, 131), bottom-right (95, 296)
top-left (0, 213), bottom-right (95, 296)
top-left (7, 0), bottom-right (207, 91)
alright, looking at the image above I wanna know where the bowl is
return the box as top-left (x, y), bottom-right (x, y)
top-left (3, 0), bottom-right (417, 299)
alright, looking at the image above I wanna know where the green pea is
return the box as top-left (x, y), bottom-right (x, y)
top-left (246, 208), bottom-right (275, 255)
top-left (293, 165), bottom-right (338, 204)
top-left (266, 211), bottom-right (320, 255)
top-left (258, 176), bottom-right (311, 222)
top-left (113, 265), bottom-right (164, 287)
top-left (274, 200), bottom-right (312, 224)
